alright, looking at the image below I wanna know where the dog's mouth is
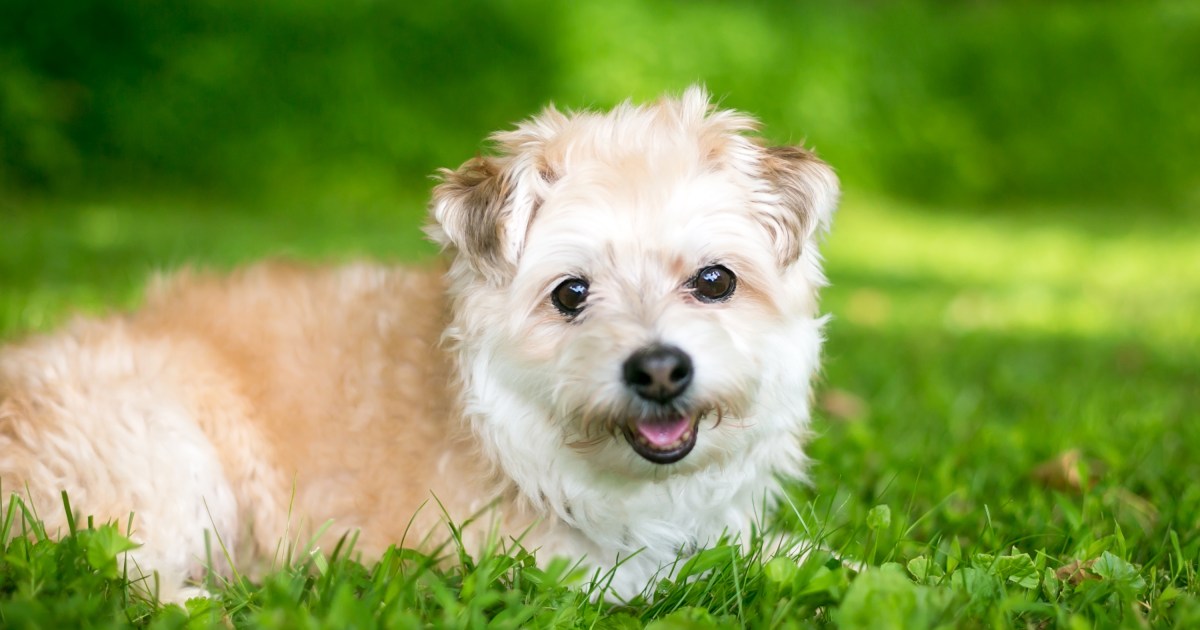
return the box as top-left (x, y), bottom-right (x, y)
top-left (622, 413), bottom-right (699, 464)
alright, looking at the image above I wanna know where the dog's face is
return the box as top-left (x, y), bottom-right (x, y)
top-left (430, 87), bottom-right (837, 476)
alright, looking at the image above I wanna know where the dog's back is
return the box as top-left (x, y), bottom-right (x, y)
top-left (0, 261), bottom-right (461, 599)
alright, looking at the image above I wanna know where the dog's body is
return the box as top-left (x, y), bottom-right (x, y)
top-left (0, 88), bottom-right (838, 600)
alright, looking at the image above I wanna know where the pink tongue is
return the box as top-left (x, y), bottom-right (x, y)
top-left (636, 415), bottom-right (692, 447)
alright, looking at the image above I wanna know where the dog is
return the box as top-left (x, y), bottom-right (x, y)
top-left (0, 86), bottom-right (838, 601)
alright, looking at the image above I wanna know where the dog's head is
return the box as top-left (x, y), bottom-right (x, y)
top-left (429, 86), bottom-right (837, 474)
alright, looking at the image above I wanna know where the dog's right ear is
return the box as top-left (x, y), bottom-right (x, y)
top-left (758, 146), bottom-right (840, 267)
top-left (428, 155), bottom-right (541, 284)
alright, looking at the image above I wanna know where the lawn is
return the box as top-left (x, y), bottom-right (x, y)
top-left (1, 191), bottom-right (1196, 628)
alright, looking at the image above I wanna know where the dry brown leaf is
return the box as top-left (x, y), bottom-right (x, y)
top-left (1055, 558), bottom-right (1099, 585)
top-left (1031, 449), bottom-right (1087, 492)
top-left (820, 388), bottom-right (868, 421)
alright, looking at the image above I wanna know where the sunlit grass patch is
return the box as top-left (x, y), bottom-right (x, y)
top-left (807, 196), bottom-right (1200, 627)
top-left (824, 196), bottom-right (1200, 352)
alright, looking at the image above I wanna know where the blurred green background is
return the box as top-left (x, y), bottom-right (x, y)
top-left (3, 0), bottom-right (1198, 210)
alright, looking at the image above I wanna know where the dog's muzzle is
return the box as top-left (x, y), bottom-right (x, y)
top-left (621, 344), bottom-right (698, 464)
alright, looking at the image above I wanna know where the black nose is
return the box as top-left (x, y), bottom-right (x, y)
top-left (622, 344), bottom-right (693, 403)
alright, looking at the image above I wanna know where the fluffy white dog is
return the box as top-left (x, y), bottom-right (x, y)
top-left (0, 86), bottom-right (838, 601)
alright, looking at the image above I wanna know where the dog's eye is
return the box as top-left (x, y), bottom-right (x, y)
top-left (551, 278), bottom-right (589, 316)
top-left (692, 265), bottom-right (736, 302)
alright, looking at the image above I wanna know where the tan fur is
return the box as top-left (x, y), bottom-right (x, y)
top-left (0, 262), bottom-right (494, 595)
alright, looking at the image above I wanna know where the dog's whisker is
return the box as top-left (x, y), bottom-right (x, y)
top-left (566, 434), bottom-right (607, 451)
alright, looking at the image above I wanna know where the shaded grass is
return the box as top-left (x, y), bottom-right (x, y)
top-left (1, 194), bottom-right (1198, 627)
top-left (5, 1), bottom-right (1199, 207)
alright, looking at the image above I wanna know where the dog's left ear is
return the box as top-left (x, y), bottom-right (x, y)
top-left (758, 146), bottom-right (840, 266)
top-left (428, 154), bottom-right (543, 284)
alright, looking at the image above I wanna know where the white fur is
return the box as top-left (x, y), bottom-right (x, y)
top-left (0, 323), bottom-right (243, 601)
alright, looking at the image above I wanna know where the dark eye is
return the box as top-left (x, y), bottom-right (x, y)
top-left (693, 265), bottom-right (736, 302)
top-left (551, 278), bottom-right (589, 316)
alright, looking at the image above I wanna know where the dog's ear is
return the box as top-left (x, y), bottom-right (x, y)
top-left (758, 146), bottom-right (840, 266)
top-left (428, 154), bottom-right (542, 284)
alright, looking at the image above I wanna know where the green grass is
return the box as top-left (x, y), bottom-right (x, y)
top-left (2, 193), bottom-right (1199, 627)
